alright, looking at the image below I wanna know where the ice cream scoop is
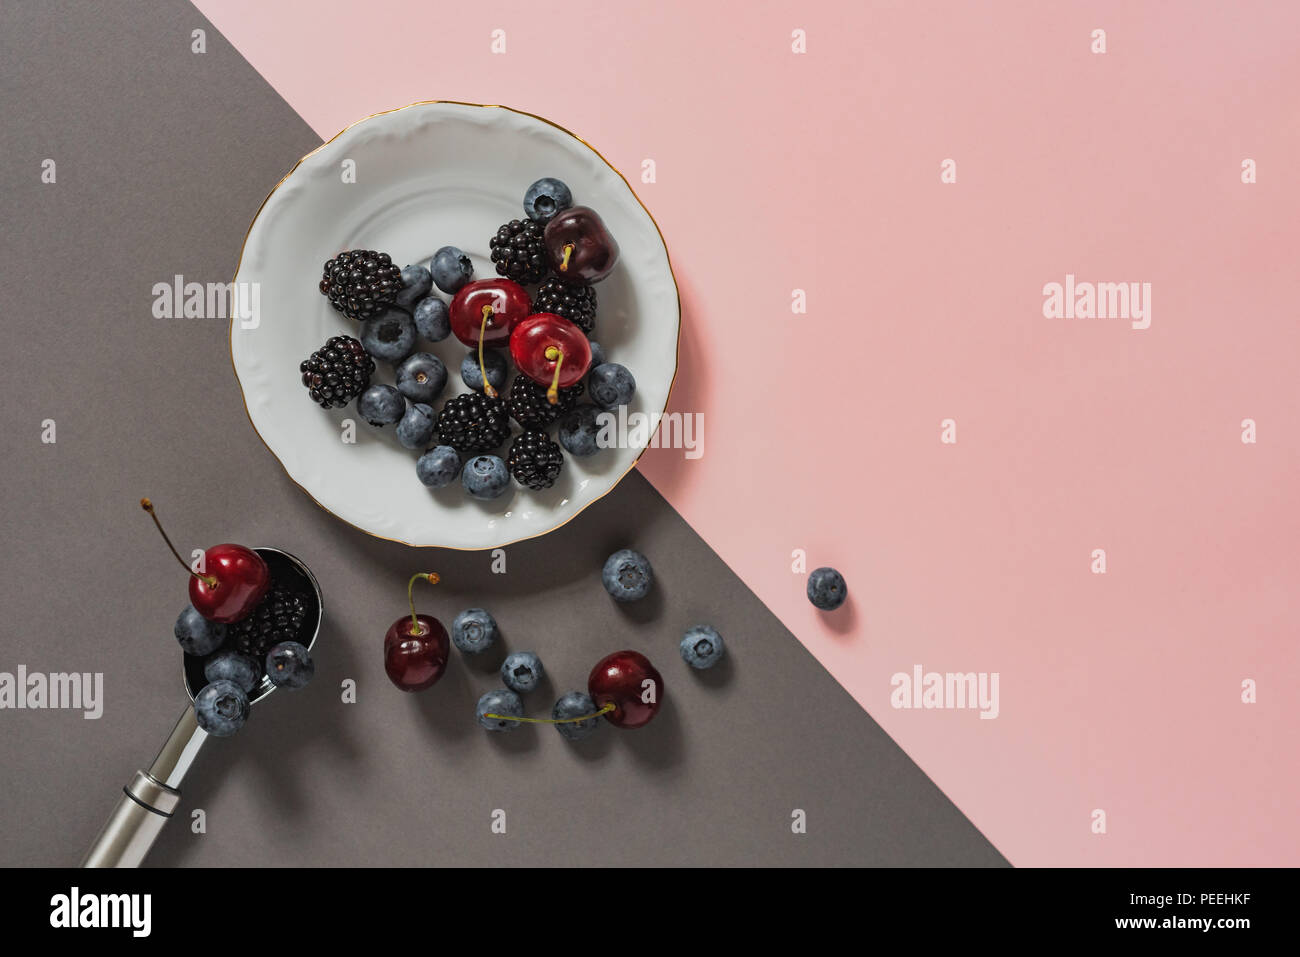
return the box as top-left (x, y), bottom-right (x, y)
top-left (81, 548), bottom-right (321, 868)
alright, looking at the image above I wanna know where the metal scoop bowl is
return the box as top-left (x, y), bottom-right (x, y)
top-left (81, 548), bottom-right (322, 868)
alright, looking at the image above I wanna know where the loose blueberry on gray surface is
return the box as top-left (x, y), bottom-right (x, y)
top-left (558, 403), bottom-right (602, 457)
top-left (193, 679), bottom-right (249, 737)
top-left (807, 566), bottom-right (848, 610)
top-left (476, 688), bottom-right (523, 731)
top-left (587, 340), bottom-right (606, 370)
top-left (174, 604), bottom-right (226, 656)
top-left (552, 691), bottom-right (601, 741)
top-left (430, 246), bottom-right (474, 295)
top-left (203, 650), bottom-right (261, 693)
top-left (679, 624), bottom-right (725, 669)
top-left (360, 308), bottom-right (417, 363)
top-left (396, 402), bottom-right (437, 450)
top-left (602, 548), bottom-right (654, 602)
top-left (396, 352), bottom-right (447, 404)
top-left (524, 177), bottom-right (573, 223)
top-left (416, 445), bottom-right (461, 488)
top-left (459, 349), bottom-right (507, 393)
top-left (357, 384), bottom-right (405, 426)
top-left (394, 264), bottom-right (432, 307)
top-left (266, 640), bottom-right (315, 689)
top-left (501, 651), bottom-right (544, 694)
top-left (452, 608), bottom-right (498, 654)
top-left (462, 454), bottom-right (510, 499)
top-left (588, 363), bottom-right (636, 410)
top-left (413, 296), bottom-right (451, 342)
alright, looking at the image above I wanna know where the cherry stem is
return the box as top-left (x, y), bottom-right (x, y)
top-left (559, 242), bottom-right (574, 272)
top-left (544, 345), bottom-right (563, 405)
top-left (407, 572), bottom-right (440, 633)
top-left (484, 702), bottom-right (615, 724)
top-left (478, 305), bottom-right (497, 398)
top-left (139, 498), bottom-right (217, 588)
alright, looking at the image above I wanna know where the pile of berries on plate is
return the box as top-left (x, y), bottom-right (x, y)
top-left (300, 177), bottom-right (639, 500)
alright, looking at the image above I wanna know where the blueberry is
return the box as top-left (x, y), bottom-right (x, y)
top-left (476, 688), bottom-right (523, 731)
top-left (413, 296), bottom-right (451, 342)
top-left (523, 177), bottom-right (573, 223)
top-left (394, 264), bottom-right (432, 307)
top-left (588, 363), bottom-right (636, 410)
top-left (558, 404), bottom-right (602, 457)
top-left (602, 548), bottom-right (654, 602)
top-left (451, 608), bottom-right (498, 654)
top-left (679, 624), bottom-right (725, 669)
top-left (266, 641), bottom-right (315, 689)
top-left (174, 604), bottom-right (226, 656)
top-left (462, 454), bottom-right (510, 499)
top-left (396, 352), bottom-right (447, 404)
top-left (587, 340), bottom-right (607, 371)
top-left (552, 691), bottom-right (601, 741)
top-left (360, 308), bottom-right (417, 364)
top-left (357, 384), bottom-right (405, 426)
top-left (459, 350), bottom-right (508, 393)
top-left (430, 246), bottom-right (473, 295)
top-left (396, 402), bottom-right (437, 450)
top-left (501, 651), bottom-right (544, 694)
top-left (193, 679), bottom-right (249, 737)
top-left (807, 567), bottom-right (847, 610)
top-left (203, 650), bottom-right (261, 693)
top-left (416, 445), bottom-right (461, 488)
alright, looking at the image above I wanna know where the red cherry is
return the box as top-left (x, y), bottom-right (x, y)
top-left (140, 499), bottom-right (269, 624)
top-left (450, 279), bottom-right (532, 399)
top-left (449, 279), bottom-right (530, 349)
top-left (384, 573), bottom-right (448, 692)
top-left (384, 614), bottom-right (449, 692)
top-left (509, 313), bottom-right (592, 403)
top-left (544, 206), bottom-right (619, 284)
top-left (587, 650), bottom-right (663, 729)
top-left (188, 544), bottom-right (270, 624)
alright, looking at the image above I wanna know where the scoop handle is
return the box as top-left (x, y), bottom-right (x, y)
top-left (81, 706), bottom-right (207, 868)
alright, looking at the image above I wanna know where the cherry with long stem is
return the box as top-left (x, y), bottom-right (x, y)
top-left (509, 314), bottom-right (591, 403)
top-left (483, 702), bottom-right (615, 724)
top-left (141, 498), bottom-right (216, 588)
top-left (141, 496), bottom-right (269, 623)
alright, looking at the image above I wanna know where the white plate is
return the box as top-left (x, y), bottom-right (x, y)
top-left (230, 102), bottom-right (680, 550)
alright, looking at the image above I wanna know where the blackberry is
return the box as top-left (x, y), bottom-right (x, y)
top-left (532, 276), bottom-right (597, 334)
top-left (435, 392), bottom-right (511, 454)
top-left (319, 249), bottom-right (404, 322)
top-left (505, 375), bottom-right (584, 430)
top-left (299, 335), bottom-right (375, 408)
top-left (508, 430), bottom-right (564, 490)
top-left (229, 583), bottom-right (309, 663)
top-left (488, 218), bottom-right (548, 284)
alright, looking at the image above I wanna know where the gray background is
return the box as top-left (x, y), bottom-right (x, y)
top-left (0, 0), bottom-right (1006, 867)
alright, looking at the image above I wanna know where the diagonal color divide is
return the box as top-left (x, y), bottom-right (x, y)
top-left (188, 0), bottom-right (1300, 866)
top-left (0, 0), bottom-right (1006, 866)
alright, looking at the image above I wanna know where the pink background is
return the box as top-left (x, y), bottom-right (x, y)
top-left (194, 0), bottom-right (1300, 866)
